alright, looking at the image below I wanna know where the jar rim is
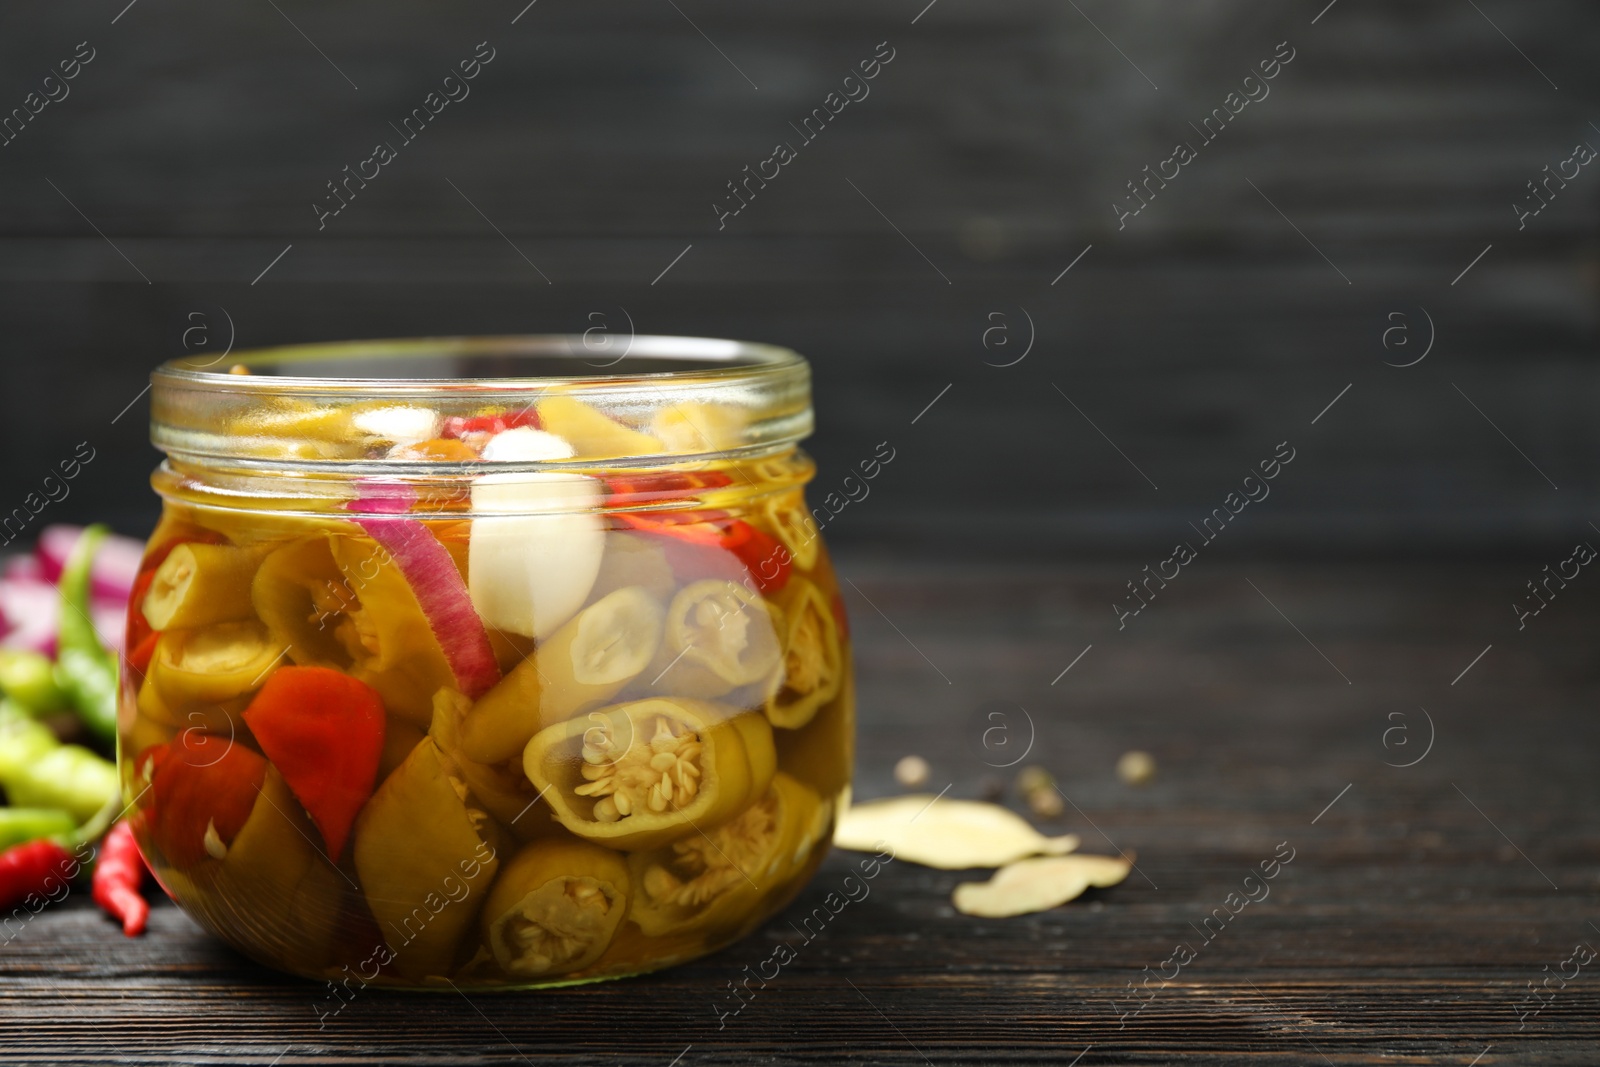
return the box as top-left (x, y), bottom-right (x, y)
top-left (153, 334), bottom-right (806, 392)
top-left (151, 334), bottom-right (813, 469)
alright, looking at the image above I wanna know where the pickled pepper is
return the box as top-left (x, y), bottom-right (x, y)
top-left (465, 585), bottom-right (664, 763)
top-left (479, 839), bottom-right (630, 979)
top-left (432, 688), bottom-right (552, 841)
top-left (647, 580), bottom-right (782, 699)
top-left (523, 698), bottom-right (776, 851)
top-left (156, 766), bottom-right (348, 968)
top-left (140, 542), bottom-right (262, 631)
top-left (241, 666), bottom-right (386, 860)
top-left (628, 773), bottom-right (821, 937)
top-left (352, 736), bottom-right (501, 978)
top-left (252, 533), bottom-right (456, 725)
top-left (764, 579), bottom-right (843, 730)
top-left (146, 734), bottom-right (268, 868)
top-left (147, 621), bottom-right (283, 707)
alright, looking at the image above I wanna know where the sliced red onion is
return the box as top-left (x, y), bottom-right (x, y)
top-left (2, 555), bottom-right (43, 582)
top-left (347, 483), bottom-right (502, 700)
top-left (0, 577), bottom-right (60, 656)
top-left (37, 525), bottom-right (145, 601)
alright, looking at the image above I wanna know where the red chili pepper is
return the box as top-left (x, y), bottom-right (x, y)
top-left (607, 469), bottom-right (792, 592)
top-left (0, 838), bottom-right (80, 912)
top-left (718, 518), bottom-right (792, 593)
top-left (124, 567), bottom-right (158, 654)
top-left (605, 470), bottom-right (734, 504)
top-left (126, 629), bottom-right (160, 677)
top-left (91, 820), bottom-right (149, 937)
top-left (241, 666), bottom-right (386, 861)
top-left (618, 512), bottom-right (791, 594)
top-left (149, 735), bottom-right (268, 868)
top-left (441, 409), bottom-right (541, 439)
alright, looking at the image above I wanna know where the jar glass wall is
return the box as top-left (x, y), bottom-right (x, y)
top-left (120, 336), bottom-right (852, 988)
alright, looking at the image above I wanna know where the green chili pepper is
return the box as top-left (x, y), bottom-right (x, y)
top-left (55, 525), bottom-right (118, 746)
top-left (8, 746), bottom-right (119, 824)
top-left (0, 808), bottom-right (78, 850)
top-left (0, 649), bottom-right (67, 716)
top-left (0, 701), bottom-right (59, 783)
top-left (0, 702), bottom-right (118, 824)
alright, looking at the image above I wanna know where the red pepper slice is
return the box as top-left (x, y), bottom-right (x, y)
top-left (606, 470), bottom-right (791, 593)
top-left (125, 568), bottom-right (158, 654)
top-left (604, 470), bottom-right (734, 505)
top-left (126, 629), bottom-right (159, 678)
top-left (718, 518), bottom-right (792, 593)
top-left (441, 409), bottom-right (542, 439)
top-left (241, 666), bottom-right (386, 861)
top-left (616, 510), bottom-right (791, 593)
top-left (149, 735), bottom-right (268, 869)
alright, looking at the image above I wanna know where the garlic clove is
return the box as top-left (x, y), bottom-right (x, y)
top-left (468, 428), bottom-right (604, 639)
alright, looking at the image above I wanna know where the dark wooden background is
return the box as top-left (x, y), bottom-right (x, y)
top-left (0, 0), bottom-right (1595, 556)
top-left (7, 561), bottom-right (1600, 1064)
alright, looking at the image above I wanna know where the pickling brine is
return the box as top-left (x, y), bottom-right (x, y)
top-left (121, 337), bottom-right (853, 988)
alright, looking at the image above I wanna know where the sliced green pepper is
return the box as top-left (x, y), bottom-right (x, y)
top-left (523, 698), bottom-right (775, 851)
top-left (146, 733), bottom-right (268, 868)
top-left (134, 671), bottom-right (243, 737)
top-left (252, 533), bottom-right (456, 726)
top-left (763, 490), bottom-right (821, 571)
top-left (479, 839), bottom-right (630, 979)
top-left (764, 579), bottom-right (843, 730)
top-left (251, 534), bottom-right (352, 667)
top-left (148, 621), bottom-right (283, 707)
top-left (0, 649), bottom-right (67, 716)
top-left (140, 542), bottom-right (262, 631)
top-left (464, 585), bottom-right (665, 764)
top-left (431, 687), bottom-right (553, 843)
top-left (775, 682), bottom-right (854, 801)
top-left (154, 766), bottom-right (347, 972)
top-left (627, 772), bottom-right (821, 938)
top-left (646, 580), bottom-right (782, 700)
top-left (351, 735), bottom-right (501, 979)
top-left (456, 656), bottom-right (542, 768)
top-left (0, 808), bottom-right (78, 850)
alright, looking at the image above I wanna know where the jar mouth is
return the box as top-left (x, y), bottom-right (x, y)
top-left (151, 334), bottom-right (813, 470)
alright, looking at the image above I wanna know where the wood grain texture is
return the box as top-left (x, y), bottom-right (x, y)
top-left (3, 559), bottom-right (1597, 1064)
top-left (0, 1), bottom-right (1596, 553)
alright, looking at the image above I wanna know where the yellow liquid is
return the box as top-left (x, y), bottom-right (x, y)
top-left (121, 456), bottom-right (852, 988)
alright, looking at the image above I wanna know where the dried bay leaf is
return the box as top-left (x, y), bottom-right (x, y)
top-left (834, 794), bottom-right (1079, 870)
top-left (952, 854), bottom-right (1132, 918)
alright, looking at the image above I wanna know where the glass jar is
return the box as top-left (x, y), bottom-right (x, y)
top-left (120, 335), bottom-right (852, 989)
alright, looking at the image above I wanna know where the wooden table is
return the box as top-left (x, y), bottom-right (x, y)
top-left (3, 558), bottom-right (1596, 1065)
